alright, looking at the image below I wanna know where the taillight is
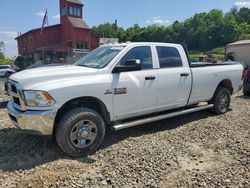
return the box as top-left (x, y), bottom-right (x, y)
top-left (242, 69), bottom-right (248, 80)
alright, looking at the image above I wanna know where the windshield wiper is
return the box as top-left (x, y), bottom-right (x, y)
top-left (76, 64), bottom-right (98, 69)
top-left (77, 64), bottom-right (90, 68)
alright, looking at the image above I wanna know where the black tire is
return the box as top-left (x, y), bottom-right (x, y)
top-left (243, 91), bottom-right (250, 96)
top-left (5, 72), bottom-right (12, 78)
top-left (56, 107), bottom-right (105, 157)
top-left (209, 87), bottom-right (231, 115)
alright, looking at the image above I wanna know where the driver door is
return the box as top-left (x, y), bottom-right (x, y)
top-left (112, 46), bottom-right (158, 120)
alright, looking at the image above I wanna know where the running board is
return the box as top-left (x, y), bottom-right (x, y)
top-left (112, 104), bottom-right (214, 131)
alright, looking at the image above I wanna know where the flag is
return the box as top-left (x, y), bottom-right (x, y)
top-left (40, 9), bottom-right (48, 34)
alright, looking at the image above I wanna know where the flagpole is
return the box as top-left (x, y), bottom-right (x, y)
top-left (40, 9), bottom-right (48, 34)
top-left (46, 9), bottom-right (49, 26)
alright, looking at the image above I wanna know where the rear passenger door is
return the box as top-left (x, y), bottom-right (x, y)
top-left (156, 46), bottom-right (192, 111)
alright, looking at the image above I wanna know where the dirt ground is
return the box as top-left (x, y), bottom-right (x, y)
top-left (0, 79), bottom-right (249, 187)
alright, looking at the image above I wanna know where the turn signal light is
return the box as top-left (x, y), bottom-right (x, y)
top-left (242, 69), bottom-right (248, 80)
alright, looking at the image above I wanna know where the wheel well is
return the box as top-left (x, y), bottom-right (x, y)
top-left (54, 97), bottom-right (110, 127)
top-left (217, 79), bottom-right (233, 95)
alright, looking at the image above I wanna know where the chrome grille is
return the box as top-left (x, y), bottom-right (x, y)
top-left (10, 84), bottom-right (17, 93)
top-left (8, 80), bottom-right (26, 111)
top-left (13, 96), bottom-right (21, 105)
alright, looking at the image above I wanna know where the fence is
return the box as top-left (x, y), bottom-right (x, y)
top-left (15, 55), bottom-right (85, 70)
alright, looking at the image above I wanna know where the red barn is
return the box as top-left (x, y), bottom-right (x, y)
top-left (16, 0), bottom-right (98, 65)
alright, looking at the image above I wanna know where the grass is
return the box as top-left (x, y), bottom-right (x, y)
top-left (189, 47), bottom-right (225, 62)
top-left (213, 46), bottom-right (226, 54)
top-left (0, 59), bottom-right (13, 65)
top-left (189, 54), bottom-right (201, 62)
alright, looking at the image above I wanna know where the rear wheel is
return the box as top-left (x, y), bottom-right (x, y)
top-left (56, 108), bottom-right (105, 157)
top-left (243, 91), bottom-right (250, 96)
top-left (209, 87), bottom-right (231, 115)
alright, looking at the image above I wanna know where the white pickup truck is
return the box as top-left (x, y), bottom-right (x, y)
top-left (7, 42), bottom-right (244, 157)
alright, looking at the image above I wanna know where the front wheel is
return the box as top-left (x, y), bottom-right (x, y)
top-left (209, 87), bottom-right (231, 115)
top-left (56, 108), bottom-right (106, 157)
top-left (5, 72), bottom-right (12, 78)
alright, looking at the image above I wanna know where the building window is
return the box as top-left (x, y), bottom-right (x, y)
top-left (69, 6), bottom-right (81, 17)
top-left (76, 41), bottom-right (88, 49)
top-left (61, 7), bottom-right (67, 16)
top-left (28, 36), bottom-right (32, 44)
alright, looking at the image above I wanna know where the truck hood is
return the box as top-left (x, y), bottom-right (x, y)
top-left (10, 65), bottom-right (98, 89)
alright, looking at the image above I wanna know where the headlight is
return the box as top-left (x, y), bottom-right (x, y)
top-left (23, 90), bottom-right (55, 107)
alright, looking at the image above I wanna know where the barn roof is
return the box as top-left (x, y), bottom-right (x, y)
top-left (67, 0), bottom-right (83, 5)
top-left (15, 24), bottom-right (61, 40)
top-left (68, 17), bottom-right (89, 29)
top-left (228, 40), bottom-right (250, 46)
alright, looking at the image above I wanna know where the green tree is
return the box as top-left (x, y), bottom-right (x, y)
top-left (238, 23), bottom-right (250, 39)
top-left (91, 23), bottom-right (125, 39)
top-left (0, 52), bottom-right (4, 60)
top-left (238, 7), bottom-right (250, 24)
top-left (91, 7), bottom-right (250, 51)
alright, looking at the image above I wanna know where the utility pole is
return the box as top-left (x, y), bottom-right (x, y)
top-left (114, 19), bottom-right (117, 38)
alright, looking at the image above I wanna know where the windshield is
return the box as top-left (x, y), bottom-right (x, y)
top-left (74, 46), bottom-right (124, 68)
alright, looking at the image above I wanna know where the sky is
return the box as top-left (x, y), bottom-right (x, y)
top-left (0, 0), bottom-right (250, 58)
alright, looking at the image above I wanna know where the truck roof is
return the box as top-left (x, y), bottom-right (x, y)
top-left (102, 42), bottom-right (182, 48)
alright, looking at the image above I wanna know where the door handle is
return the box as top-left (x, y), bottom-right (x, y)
top-left (145, 76), bottom-right (156, 80)
top-left (180, 73), bottom-right (189, 77)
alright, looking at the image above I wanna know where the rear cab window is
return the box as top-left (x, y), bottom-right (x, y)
top-left (156, 46), bottom-right (183, 68)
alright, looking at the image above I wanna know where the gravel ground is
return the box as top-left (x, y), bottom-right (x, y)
top-left (0, 78), bottom-right (7, 94)
top-left (0, 79), bottom-right (249, 188)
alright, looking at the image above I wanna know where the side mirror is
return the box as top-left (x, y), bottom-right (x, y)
top-left (112, 59), bottom-right (141, 73)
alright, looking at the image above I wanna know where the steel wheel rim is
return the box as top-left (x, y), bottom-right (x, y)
top-left (218, 93), bottom-right (229, 113)
top-left (70, 120), bottom-right (97, 149)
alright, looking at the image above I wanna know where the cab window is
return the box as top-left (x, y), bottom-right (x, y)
top-left (156, 46), bottom-right (183, 68)
top-left (120, 46), bottom-right (153, 70)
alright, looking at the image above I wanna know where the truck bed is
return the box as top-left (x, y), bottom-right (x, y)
top-left (188, 62), bottom-right (243, 105)
top-left (191, 61), bottom-right (242, 67)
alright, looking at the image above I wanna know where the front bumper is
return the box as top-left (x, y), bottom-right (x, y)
top-left (7, 102), bottom-right (57, 135)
